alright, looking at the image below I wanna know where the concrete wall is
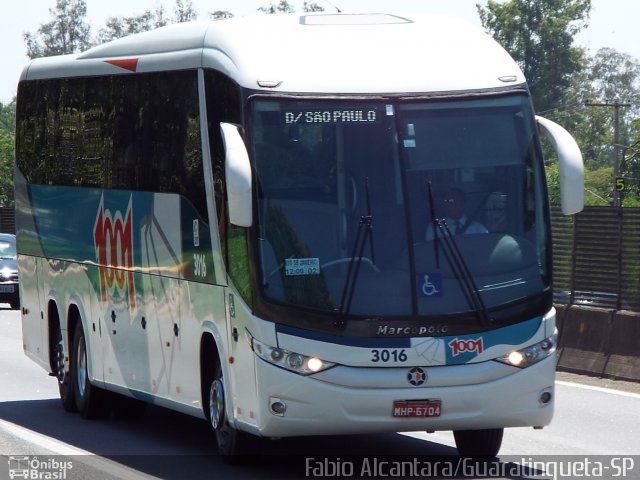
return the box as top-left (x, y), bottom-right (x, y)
top-left (556, 305), bottom-right (640, 382)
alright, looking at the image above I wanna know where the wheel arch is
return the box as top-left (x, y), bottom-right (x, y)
top-left (200, 330), bottom-right (222, 420)
top-left (66, 303), bottom-right (81, 359)
top-left (47, 300), bottom-right (62, 373)
top-left (46, 297), bottom-right (88, 375)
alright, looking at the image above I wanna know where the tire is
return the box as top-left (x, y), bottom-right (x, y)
top-left (453, 428), bottom-right (504, 457)
top-left (53, 326), bottom-right (77, 413)
top-left (207, 362), bottom-right (255, 463)
top-left (71, 322), bottom-right (111, 419)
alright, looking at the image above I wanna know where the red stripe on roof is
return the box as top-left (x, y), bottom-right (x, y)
top-left (104, 58), bottom-right (139, 72)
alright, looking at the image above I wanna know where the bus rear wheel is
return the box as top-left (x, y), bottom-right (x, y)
top-left (453, 428), bottom-right (504, 457)
top-left (208, 363), bottom-right (254, 463)
top-left (71, 322), bottom-right (111, 419)
top-left (54, 327), bottom-right (76, 413)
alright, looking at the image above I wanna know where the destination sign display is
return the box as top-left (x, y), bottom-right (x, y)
top-left (283, 109), bottom-right (379, 125)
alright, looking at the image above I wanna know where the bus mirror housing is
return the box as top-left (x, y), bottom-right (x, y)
top-left (536, 116), bottom-right (584, 215)
top-left (220, 122), bottom-right (253, 227)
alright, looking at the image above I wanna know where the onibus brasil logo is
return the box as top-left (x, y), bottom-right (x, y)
top-left (8, 456), bottom-right (73, 479)
top-left (93, 195), bottom-right (136, 310)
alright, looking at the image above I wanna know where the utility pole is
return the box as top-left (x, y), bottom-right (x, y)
top-left (586, 100), bottom-right (631, 207)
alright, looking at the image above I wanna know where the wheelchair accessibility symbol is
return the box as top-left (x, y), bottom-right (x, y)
top-left (418, 273), bottom-right (442, 297)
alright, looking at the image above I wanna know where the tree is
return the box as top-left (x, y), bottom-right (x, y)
top-left (210, 11), bottom-right (234, 20)
top-left (621, 121), bottom-right (640, 204)
top-left (24, 0), bottom-right (92, 58)
top-left (174, 0), bottom-right (198, 23)
top-left (0, 101), bottom-right (16, 207)
top-left (97, 1), bottom-right (199, 43)
top-left (98, 13), bottom-right (154, 43)
top-left (584, 166), bottom-right (614, 205)
top-left (0, 102), bottom-right (15, 137)
top-left (554, 47), bottom-right (640, 205)
top-left (97, 6), bottom-right (168, 43)
top-left (477, 0), bottom-right (591, 114)
top-left (588, 48), bottom-right (640, 118)
top-left (258, 1), bottom-right (295, 14)
top-left (303, 1), bottom-right (325, 11)
top-left (258, 1), bottom-right (324, 13)
top-left (579, 48), bottom-right (640, 168)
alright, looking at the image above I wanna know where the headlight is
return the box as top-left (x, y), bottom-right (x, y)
top-left (250, 336), bottom-right (335, 375)
top-left (0, 267), bottom-right (11, 280)
top-left (495, 334), bottom-right (557, 368)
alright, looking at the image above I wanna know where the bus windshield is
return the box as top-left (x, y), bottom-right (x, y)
top-left (250, 94), bottom-right (550, 323)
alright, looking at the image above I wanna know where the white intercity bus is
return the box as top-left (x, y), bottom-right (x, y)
top-left (15, 12), bottom-right (583, 460)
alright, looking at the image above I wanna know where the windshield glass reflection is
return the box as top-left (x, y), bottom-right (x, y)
top-left (250, 95), bottom-right (549, 322)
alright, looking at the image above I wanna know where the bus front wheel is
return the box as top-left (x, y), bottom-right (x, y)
top-left (208, 363), bottom-right (253, 463)
top-left (453, 428), bottom-right (504, 457)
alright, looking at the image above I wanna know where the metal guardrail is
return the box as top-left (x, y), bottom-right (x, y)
top-left (552, 206), bottom-right (640, 311)
top-left (0, 207), bottom-right (14, 234)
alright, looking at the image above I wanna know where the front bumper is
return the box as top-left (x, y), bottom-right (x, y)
top-left (243, 354), bottom-right (555, 438)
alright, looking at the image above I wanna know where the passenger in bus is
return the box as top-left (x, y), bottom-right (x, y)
top-left (426, 187), bottom-right (488, 240)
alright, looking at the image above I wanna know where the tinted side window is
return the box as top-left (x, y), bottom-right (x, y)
top-left (16, 70), bottom-right (207, 219)
top-left (204, 70), bottom-right (242, 227)
top-left (202, 71), bottom-right (248, 302)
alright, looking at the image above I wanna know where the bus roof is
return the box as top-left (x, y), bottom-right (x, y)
top-left (20, 12), bottom-right (526, 95)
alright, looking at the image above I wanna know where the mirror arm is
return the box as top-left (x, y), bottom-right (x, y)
top-left (536, 115), bottom-right (584, 215)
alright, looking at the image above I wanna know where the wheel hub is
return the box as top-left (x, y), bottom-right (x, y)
top-left (209, 378), bottom-right (225, 430)
top-left (56, 340), bottom-right (65, 382)
top-left (76, 339), bottom-right (87, 397)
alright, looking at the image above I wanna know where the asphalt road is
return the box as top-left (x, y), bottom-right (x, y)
top-left (0, 307), bottom-right (638, 479)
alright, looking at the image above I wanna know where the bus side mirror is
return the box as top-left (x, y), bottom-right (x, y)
top-left (536, 115), bottom-right (584, 215)
top-left (220, 122), bottom-right (253, 227)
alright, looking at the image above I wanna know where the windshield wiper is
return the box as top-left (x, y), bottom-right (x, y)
top-left (427, 184), bottom-right (491, 327)
top-left (335, 177), bottom-right (375, 328)
top-left (427, 181), bottom-right (441, 269)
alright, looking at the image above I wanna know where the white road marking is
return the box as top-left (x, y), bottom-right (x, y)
top-left (556, 380), bottom-right (640, 399)
top-left (0, 418), bottom-right (159, 480)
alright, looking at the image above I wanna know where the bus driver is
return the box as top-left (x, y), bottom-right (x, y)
top-left (426, 187), bottom-right (488, 240)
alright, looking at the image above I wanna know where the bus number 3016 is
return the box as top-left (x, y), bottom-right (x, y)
top-left (371, 349), bottom-right (408, 363)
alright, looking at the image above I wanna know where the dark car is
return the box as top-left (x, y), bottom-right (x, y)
top-left (0, 233), bottom-right (19, 309)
